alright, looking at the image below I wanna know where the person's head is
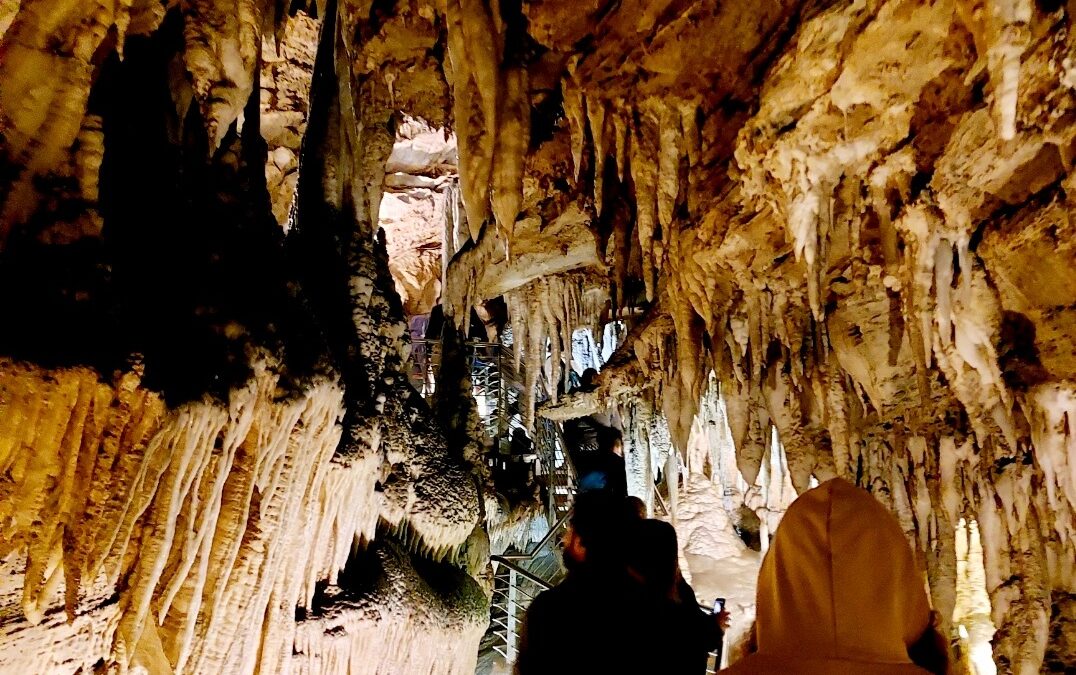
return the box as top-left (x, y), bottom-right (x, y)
top-left (562, 491), bottom-right (623, 571)
top-left (624, 519), bottom-right (679, 598)
top-left (752, 478), bottom-right (943, 671)
top-left (623, 496), bottom-right (646, 521)
top-left (599, 427), bottom-right (624, 457)
top-left (581, 368), bottom-right (599, 388)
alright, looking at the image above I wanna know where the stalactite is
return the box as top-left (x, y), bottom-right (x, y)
top-left (656, 101), bottom-right (682, 232)
top-left (0, 0), bottom-right (134, 239)
top-left (445, 0), bottom-right (501, 241)
top-left (613, 106), bottom-right (629, 183)
top-left (182, 0), bottom-right (265, 149)
top-left (955, 0), bottom-right (1032, 141)
top-left (1026, 386), bottom-right (1076, 558)
top-left (491, 64), bottom-right (528, 243)
top-left (588, 97), bottom-right (607, 215)
top-left (821, 364), bottom-right (854, 479)
top-left (955, 517), bottom-right (998, 675)
top-left (562, 66), bottom-right (587, 181)
top-left (509, 273), bottom-right (609, 429)
top-left (630, 102), bottom-right (660, 302)
top-left (522, 295), bottom-right (544, 431)
top-left (978, 482), bottom-right (1051, 674)
top-left (679, 101), bottom-right (701, 214)
top-left (7, 0), bottom-right (1076, 670)
top-left (0, 357), bottom-right (368, 673)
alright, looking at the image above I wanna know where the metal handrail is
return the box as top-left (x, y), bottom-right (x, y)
top-left (488, 559), bottom-right (553, 591)
top-left (654, 485), bottom-right (670, 517)
top-left (488, 556), bottom-right (553, 663)
top-left (487, 504), bottom-right (571, 664)
top-left (550, 422), bottom-right (579, 481)
top-left (499, 507), bottom-right (573, 561)
top-left (488, 544), bottom-right (559, 589)
top-left (492, 583), bottom-right (540, 602)
top-left (408, 338), bottom-right (502, 349)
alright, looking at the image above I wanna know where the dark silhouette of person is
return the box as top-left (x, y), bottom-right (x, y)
top-left (579, 367), bottom-right (599, 392)
top-left (623, 495), bottom-right (646, 520)
top-left (497, 428), bottom-right (534, 493)
top-left (624, 518), bottom-right (726, 674)
top-left (577, 427), bottom-right (627, 498)
top-left (509, 427), bottom-right (532, 457)
top-left (515, 492), bottom-right (649, 674)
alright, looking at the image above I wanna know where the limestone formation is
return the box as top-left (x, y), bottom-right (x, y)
top-left (0, 1), bottom-right (482, 673)
top-left (3, 0), bottom-right (1076, 672)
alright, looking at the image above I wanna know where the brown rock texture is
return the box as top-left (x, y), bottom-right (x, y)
top-left (0, 1), bottom-right (485, 673)
top-left (261, 11), bottom-right (318, 228)
top-left (3, 0), bottom-right (1076, 672)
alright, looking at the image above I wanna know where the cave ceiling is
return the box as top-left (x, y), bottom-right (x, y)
top-left (2, 0), bottom-right (1076, 672)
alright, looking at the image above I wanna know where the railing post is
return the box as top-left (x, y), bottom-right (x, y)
top-left (497, 345), bottom-right (507, 437)
top-left (507, 568), bottom-right (519, 662)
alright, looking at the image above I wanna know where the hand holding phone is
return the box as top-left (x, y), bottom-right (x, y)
top-left (711, 597), bottom-right (730, 669)
top-left (713, 597), bottom-right (731, 631)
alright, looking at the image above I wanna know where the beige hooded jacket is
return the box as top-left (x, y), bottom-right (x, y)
top-left (722, 478), bottom-right (934, 675)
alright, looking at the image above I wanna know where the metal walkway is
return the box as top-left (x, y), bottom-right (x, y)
top-left (407, 338), bottom-right (518, 439)
top-left (405, 337), bottom-right (719, 673)
top-left (486, 509), bottom-right (572, 664)
top-left (404, 337), bottom-right (577, 670)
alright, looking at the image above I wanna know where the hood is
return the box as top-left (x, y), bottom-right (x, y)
top-left (754, 478), bottom-right (931, 664)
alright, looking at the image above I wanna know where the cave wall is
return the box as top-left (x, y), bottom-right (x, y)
top-left (437, 0), bottom-right (1076, 670)
top-left (0, 1), bottom-right (486, 673)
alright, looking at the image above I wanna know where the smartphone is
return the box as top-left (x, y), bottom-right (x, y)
top-left (713, 597), bottom-right (726, 613)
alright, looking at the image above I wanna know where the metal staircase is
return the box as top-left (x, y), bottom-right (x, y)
top-left (406, 336), bottom-right (720, 673)
top-left (407, 338), bottom-right (515, 438)
top-left (486, 509), bottom-right (572, 663)
top-left (484, 418), bottom-right (577, 667)
top-left (405, 335), bottom-right (578, 666)
top-left (535, 418), bottom-right (576, 525)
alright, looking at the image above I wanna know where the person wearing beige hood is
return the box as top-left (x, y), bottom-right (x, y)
top-left (722, 478), bottom-right (949, 675)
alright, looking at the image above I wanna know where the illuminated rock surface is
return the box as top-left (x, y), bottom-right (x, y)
top-left (2, 0), bottom-right (1076, 672)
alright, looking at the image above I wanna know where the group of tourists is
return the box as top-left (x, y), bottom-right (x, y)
top-left (515, 478), bottom-right (951, 675)
top-left (514, 491), bottom-right (727, 674)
